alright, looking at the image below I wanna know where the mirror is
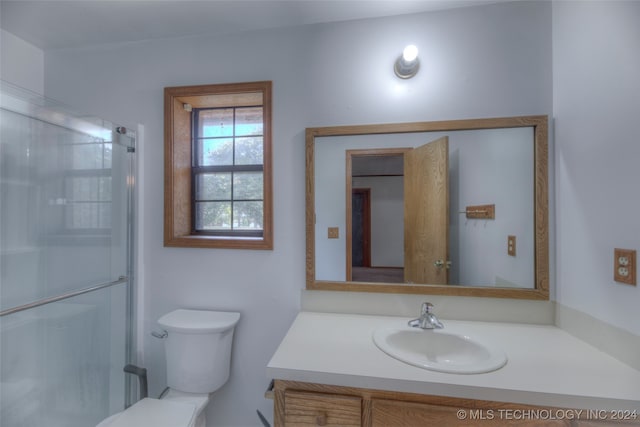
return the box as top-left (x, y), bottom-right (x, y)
top-left (306, 116), bottom-right (549, 299)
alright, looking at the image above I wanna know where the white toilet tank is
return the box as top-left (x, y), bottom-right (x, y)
top-left (158, 309), bottom-right (240, 394)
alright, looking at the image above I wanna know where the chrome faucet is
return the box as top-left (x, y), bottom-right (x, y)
top-left (408, 302), bottom-right (444, 329)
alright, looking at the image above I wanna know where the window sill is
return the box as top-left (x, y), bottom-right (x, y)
top-left (164, 234), bottom-right (273, 250)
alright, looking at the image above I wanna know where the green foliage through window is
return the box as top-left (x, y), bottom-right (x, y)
top-left (192, 106), bottom-right (264, 236)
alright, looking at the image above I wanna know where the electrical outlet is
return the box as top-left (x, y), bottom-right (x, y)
top-left (327, 227), bottom-right (339, 239)
top-left (507, 235), bottom-right (516, 257)
top-left (614, 248), bottom-right (636, 285)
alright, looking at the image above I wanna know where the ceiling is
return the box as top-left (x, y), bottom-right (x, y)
top-left (1, 0), bottom-right (507, 50)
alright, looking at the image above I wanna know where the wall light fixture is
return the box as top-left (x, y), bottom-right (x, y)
top-left (394, 45), bottom-right (420, 79)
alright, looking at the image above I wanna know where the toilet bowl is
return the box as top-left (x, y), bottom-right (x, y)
top-left (96, 309), bottom-right (240, 427)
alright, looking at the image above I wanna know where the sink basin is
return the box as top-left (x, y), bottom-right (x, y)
top-left (372, 327), bottom-right (507, 374)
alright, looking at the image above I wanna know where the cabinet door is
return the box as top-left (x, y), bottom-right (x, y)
top-left (372, 399), bottom-right (571, 427)
top-left (284, 390), bottom-right (361, 427)
top-left (574, 421), bottom-right (640, 426)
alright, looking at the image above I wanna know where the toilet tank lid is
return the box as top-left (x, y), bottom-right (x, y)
top-left (158, 309), bottom-right (240, 333)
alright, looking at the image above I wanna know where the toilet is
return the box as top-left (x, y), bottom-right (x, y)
top-left (97, 309), bottom-right (240, 427)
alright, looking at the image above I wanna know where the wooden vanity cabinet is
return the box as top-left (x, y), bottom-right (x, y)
top-left (370, 399), bottom-right (568, 426)
top-left (281, 390), bottom-right (361, 426)
top-left (273, 380), bottom-right (638, 427)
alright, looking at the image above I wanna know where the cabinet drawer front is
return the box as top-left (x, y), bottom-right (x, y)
top-left (284, 390), bottom-right (362, 427)
top-left (372, 399), bottom-right (571, 427)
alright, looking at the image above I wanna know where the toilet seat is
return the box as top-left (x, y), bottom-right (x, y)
top-left (163, 388), bottom-right (209, 414)
top-left (98, 398), bottom-right (197, 427)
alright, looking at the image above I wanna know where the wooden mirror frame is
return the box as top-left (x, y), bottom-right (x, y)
top-left (306, 115), bottom-right (549, 300)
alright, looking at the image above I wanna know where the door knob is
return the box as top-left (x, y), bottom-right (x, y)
top-left (434, 260), bottom-right (451, 269)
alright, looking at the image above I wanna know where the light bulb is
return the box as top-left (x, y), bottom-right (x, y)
top-left (402, 45), bottom-right (418, 63)
top-left (394, 44), bottom-right (420, 79)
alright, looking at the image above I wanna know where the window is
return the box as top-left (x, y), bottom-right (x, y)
top-left (192, 106), bottom-right (264, 236)
top-left (164, 81), bottom-right (273, 249)
top-left (63, 136), bottom-right (112, 234)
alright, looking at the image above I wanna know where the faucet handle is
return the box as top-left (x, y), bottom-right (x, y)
top-left (420, 302), bottom-right (435, 315)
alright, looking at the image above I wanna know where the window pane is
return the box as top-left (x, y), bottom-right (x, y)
top-left (67, 176), bottom-right (98, 201)
top-left (235, 107), bottom-right (263, 136)
top-left (199, 109), bottom-right (233, 137)
top-left (103, 143), bottom-right (112, 168)
top-left (66, 143), bottom-right (104, 170)
top-left (66, 177), bottom-right (111, 202)
top-left (195, 202), bottom-right (231, 230)
top-left (235, 137), bottom-right (263, 165)
top-left (99, 202), bottom-right (111, 228)
top-left (233, 201), bottom-right (263, 230)
top-left (64, 176), bottom-right (111, 230)
top-left (66, 202), bottom-right (99, 229)
top-left (196, 173), bottom-right (231, 201)
top-left (99, 177), bottom-right (112, 200)
top-left (198, 138), bottom-right (233, 166)
top-left (233, 172), bottom-right (263, 200)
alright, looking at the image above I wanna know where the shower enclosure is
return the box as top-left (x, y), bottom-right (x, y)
top-left (0, 81), bottom-right (135, 427)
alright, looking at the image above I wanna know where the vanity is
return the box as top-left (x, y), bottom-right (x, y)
top-left (266, 312), bottom-right (640, 426)
top-left (268, 115), bottom-right (640, 426)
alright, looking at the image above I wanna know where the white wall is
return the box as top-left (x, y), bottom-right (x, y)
top-left (43, 2), bottom-right (552, 425)
top-left (553, 1), bottom-right (640, 336)
top-left (0, 29), bottom-right (44, 94)
top-left (451, 127), bottom-right (534, 287)
top-left (353, 175), bottom-right (404, 267)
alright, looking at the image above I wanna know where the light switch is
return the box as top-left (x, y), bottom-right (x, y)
top-left (507, 235), bottom-right (516, 257)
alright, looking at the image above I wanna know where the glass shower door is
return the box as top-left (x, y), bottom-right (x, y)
top-left (0, 82), bottom-right (134, 427)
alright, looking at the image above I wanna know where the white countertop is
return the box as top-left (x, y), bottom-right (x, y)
top-left (266, 312), bottom-right (640, 410)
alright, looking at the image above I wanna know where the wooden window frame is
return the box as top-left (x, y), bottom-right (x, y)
top-left (164, 81), bottom-right (273, 249)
